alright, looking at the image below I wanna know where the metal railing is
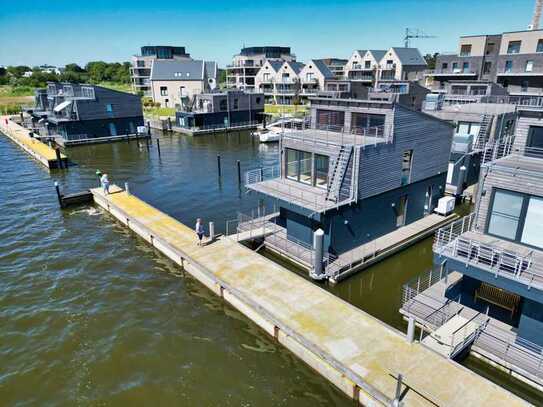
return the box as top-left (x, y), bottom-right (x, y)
top-left (434, 213), bottom-right (476, 254)
top-left (180, 120), bottom-right (260, 132)
top-left (434, 214), bottom-right (543, 290)
top-left (280, 121), bottom-right (393, 147)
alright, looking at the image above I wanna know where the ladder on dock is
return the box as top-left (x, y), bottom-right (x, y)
top-left (326, 145), bottom-right (353, 202)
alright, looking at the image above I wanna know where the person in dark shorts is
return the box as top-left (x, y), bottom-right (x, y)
top-left (195, 218), bottom-right (205, 246)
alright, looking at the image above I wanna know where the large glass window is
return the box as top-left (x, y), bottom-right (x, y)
top-left (285, 149), bottom-right (329, 188)
top-left (299, 151), bottom-right (312, 184)
top-left (460, 44), bottom-right (472, 56)
top-left (314, 154), bottom-right (329, 189)
top-left (286, 149), bottom-right (299, 180)
top-left (507, 41), bottom-right (521, 54)
top-left (527, 126), bottom-right (543, 158)
top-left (351, 113), bottom-right (385, 133)
top-left (487, 190), bottom-right (523, 240)
top-left (522, 197), bottom-right (543, 248)
top-left (316, 110), bottom-right (344, 129)
top-left (538, 39), bottom-right (543, 53)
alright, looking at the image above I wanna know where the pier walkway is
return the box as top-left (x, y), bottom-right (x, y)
top-left (91, 185), bottom-right (529, 406)
top-left (0, 116), bottom-right (67, 169)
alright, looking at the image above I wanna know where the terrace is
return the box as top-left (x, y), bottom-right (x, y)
top-left (400, 268), bottom-right (543, 388)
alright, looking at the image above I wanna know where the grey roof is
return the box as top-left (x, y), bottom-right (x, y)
top-left (368, 50), bottom-right (387, 62)
top-left (268, 60), bottom-right (283, 72)
top-left (286, 61), bottom-right (305, 74)
top-left (151, 60), bottom-right (217, 81)
top-left (356, 50), bottom-right (367, 55)
top-left (390, 48), bottom-right (427, 66)
top-left (311, 59), bottom-right (335, 79)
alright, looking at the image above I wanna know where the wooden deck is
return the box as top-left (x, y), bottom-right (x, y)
top-left (330, 213), bottom-right (459, 283)
top-left (91, 185), bottom-right (529, 407)
top-left (401, 272), bottom-right (543, 390)
top-left (0, 116), bottom-right (67, 169)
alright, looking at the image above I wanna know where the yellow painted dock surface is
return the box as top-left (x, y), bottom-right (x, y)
top-left (92, 186), bottom-right (530, 407)
top-left (0, 116), bottom-right (67, 168)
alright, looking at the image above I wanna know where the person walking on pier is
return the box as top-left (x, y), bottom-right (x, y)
top-left (101, 173), bottom-right (110, 194)
top-left (195, 218), bottom-right (205, 246)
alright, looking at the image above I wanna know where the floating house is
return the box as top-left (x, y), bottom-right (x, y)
top-left (244, 96), bottom-right (453, 280)
top-left (174, 90), bottom-right (264, 135)
top-left (400, 103), bottom-right (543, 389)
top-left (25, 82), bottom-right (144, 146)
top-left (423, 95), bottom-right (517, 197)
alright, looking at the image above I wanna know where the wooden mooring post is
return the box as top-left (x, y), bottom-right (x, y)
top-left (237, 160), bottom-right (241, 185)
top-left (217, 155), bottom-right (222, 177)
top-left (156, 138), bottom-right (161, 157)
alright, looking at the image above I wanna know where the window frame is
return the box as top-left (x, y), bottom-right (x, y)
top-left (537, 39), bottom-right (543, 53)
top-left (526, 60), bottom-right (534, 72)
top-left (485, 188), bottom-right (543, 249)
top-left (507, 40), bottom-right (522, 54)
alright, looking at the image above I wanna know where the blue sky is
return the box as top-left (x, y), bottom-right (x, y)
top-left (0, 0), bottom-right (536, 67)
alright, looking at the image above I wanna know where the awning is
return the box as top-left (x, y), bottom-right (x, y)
top-left (53, 100), bottom-right (72, 113)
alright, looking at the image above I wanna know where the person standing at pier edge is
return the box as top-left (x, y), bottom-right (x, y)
top-left (195, 218), bottom-right (205, 246)
top-left (101, 173), bottom-right (110, 194)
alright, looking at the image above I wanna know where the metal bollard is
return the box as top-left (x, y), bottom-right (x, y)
top-left (125, 182), bottom-right (130, 195)
top-left (312, 229), bottom-right (324, 278)
top-left (209, 221), bottom-right (215, 242)
top-left (54, 182), bottom-right (63, 208)
top-left (407, 316), bottom-right (415, 343)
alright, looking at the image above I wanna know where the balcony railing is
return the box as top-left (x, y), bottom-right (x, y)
top-left (434, 214), bottom-right (543, 290)
top-left (278, 121), bottom-right (393, 147)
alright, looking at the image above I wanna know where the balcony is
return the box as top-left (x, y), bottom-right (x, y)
top-left (434, 214), bottom-right (543, 291)
top-left (425, 69), bottom-right (478, 77)
top-left (400, 268), bottom-right (543, 387)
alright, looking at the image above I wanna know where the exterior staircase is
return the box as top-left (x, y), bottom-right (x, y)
top-left (326, 145), bottom-right (353, 202)
top-left (473, 114), bottom-right (493, 152)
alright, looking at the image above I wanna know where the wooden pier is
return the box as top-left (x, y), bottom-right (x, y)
top-left (91, 185), bottom-right (529, 407)
top-left (0, 116), bottom-right (67, 169)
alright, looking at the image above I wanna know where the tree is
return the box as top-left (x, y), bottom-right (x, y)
top-left (424, 53), bottom-right (439, 70)
top-left (7, 65), bottom-right (31, 78)
top-left (64, 63), bottom-right (85, 73)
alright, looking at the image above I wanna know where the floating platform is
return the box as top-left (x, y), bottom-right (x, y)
top-left (90, 185), bottom-right (528, 407)
top-left (0, 116), bottom-right (68, 169)
top-left (330, 213), bottom-right (459, 283)
top-left (57, 133), bottom-right (150, 147)
top-left (171, 123), bottom-right (258, 136)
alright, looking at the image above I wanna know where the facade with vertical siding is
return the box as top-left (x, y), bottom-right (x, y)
top-left (246, 96), bottom-right (453, 269)
top-left (26, 82), bottom-right (144, 143)
top-left (433, 106), bottom-right (543, 348)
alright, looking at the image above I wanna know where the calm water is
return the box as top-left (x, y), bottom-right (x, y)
top-left (0, 130), bottom-right (541, 405)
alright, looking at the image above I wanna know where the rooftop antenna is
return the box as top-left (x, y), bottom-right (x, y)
top-left (403, 28), bottom-right (436, 48)
top-left (529, 0), bottom-right (543, 29)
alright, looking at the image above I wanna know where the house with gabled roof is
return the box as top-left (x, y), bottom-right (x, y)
top-left (378, 47), bottom-right (427, 81)
top-left (298, 59), bottom-right (335, 98)
top-left (149, 59), bottom-right (218, 108)
top-left (344, 50), bottom-right (386, 84)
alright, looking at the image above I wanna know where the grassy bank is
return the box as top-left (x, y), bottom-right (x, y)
top-left (264, 104), bottom-right (309, 116)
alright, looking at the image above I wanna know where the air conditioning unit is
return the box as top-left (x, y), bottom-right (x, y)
top-left (435, 196), bottom-right (456, 216)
